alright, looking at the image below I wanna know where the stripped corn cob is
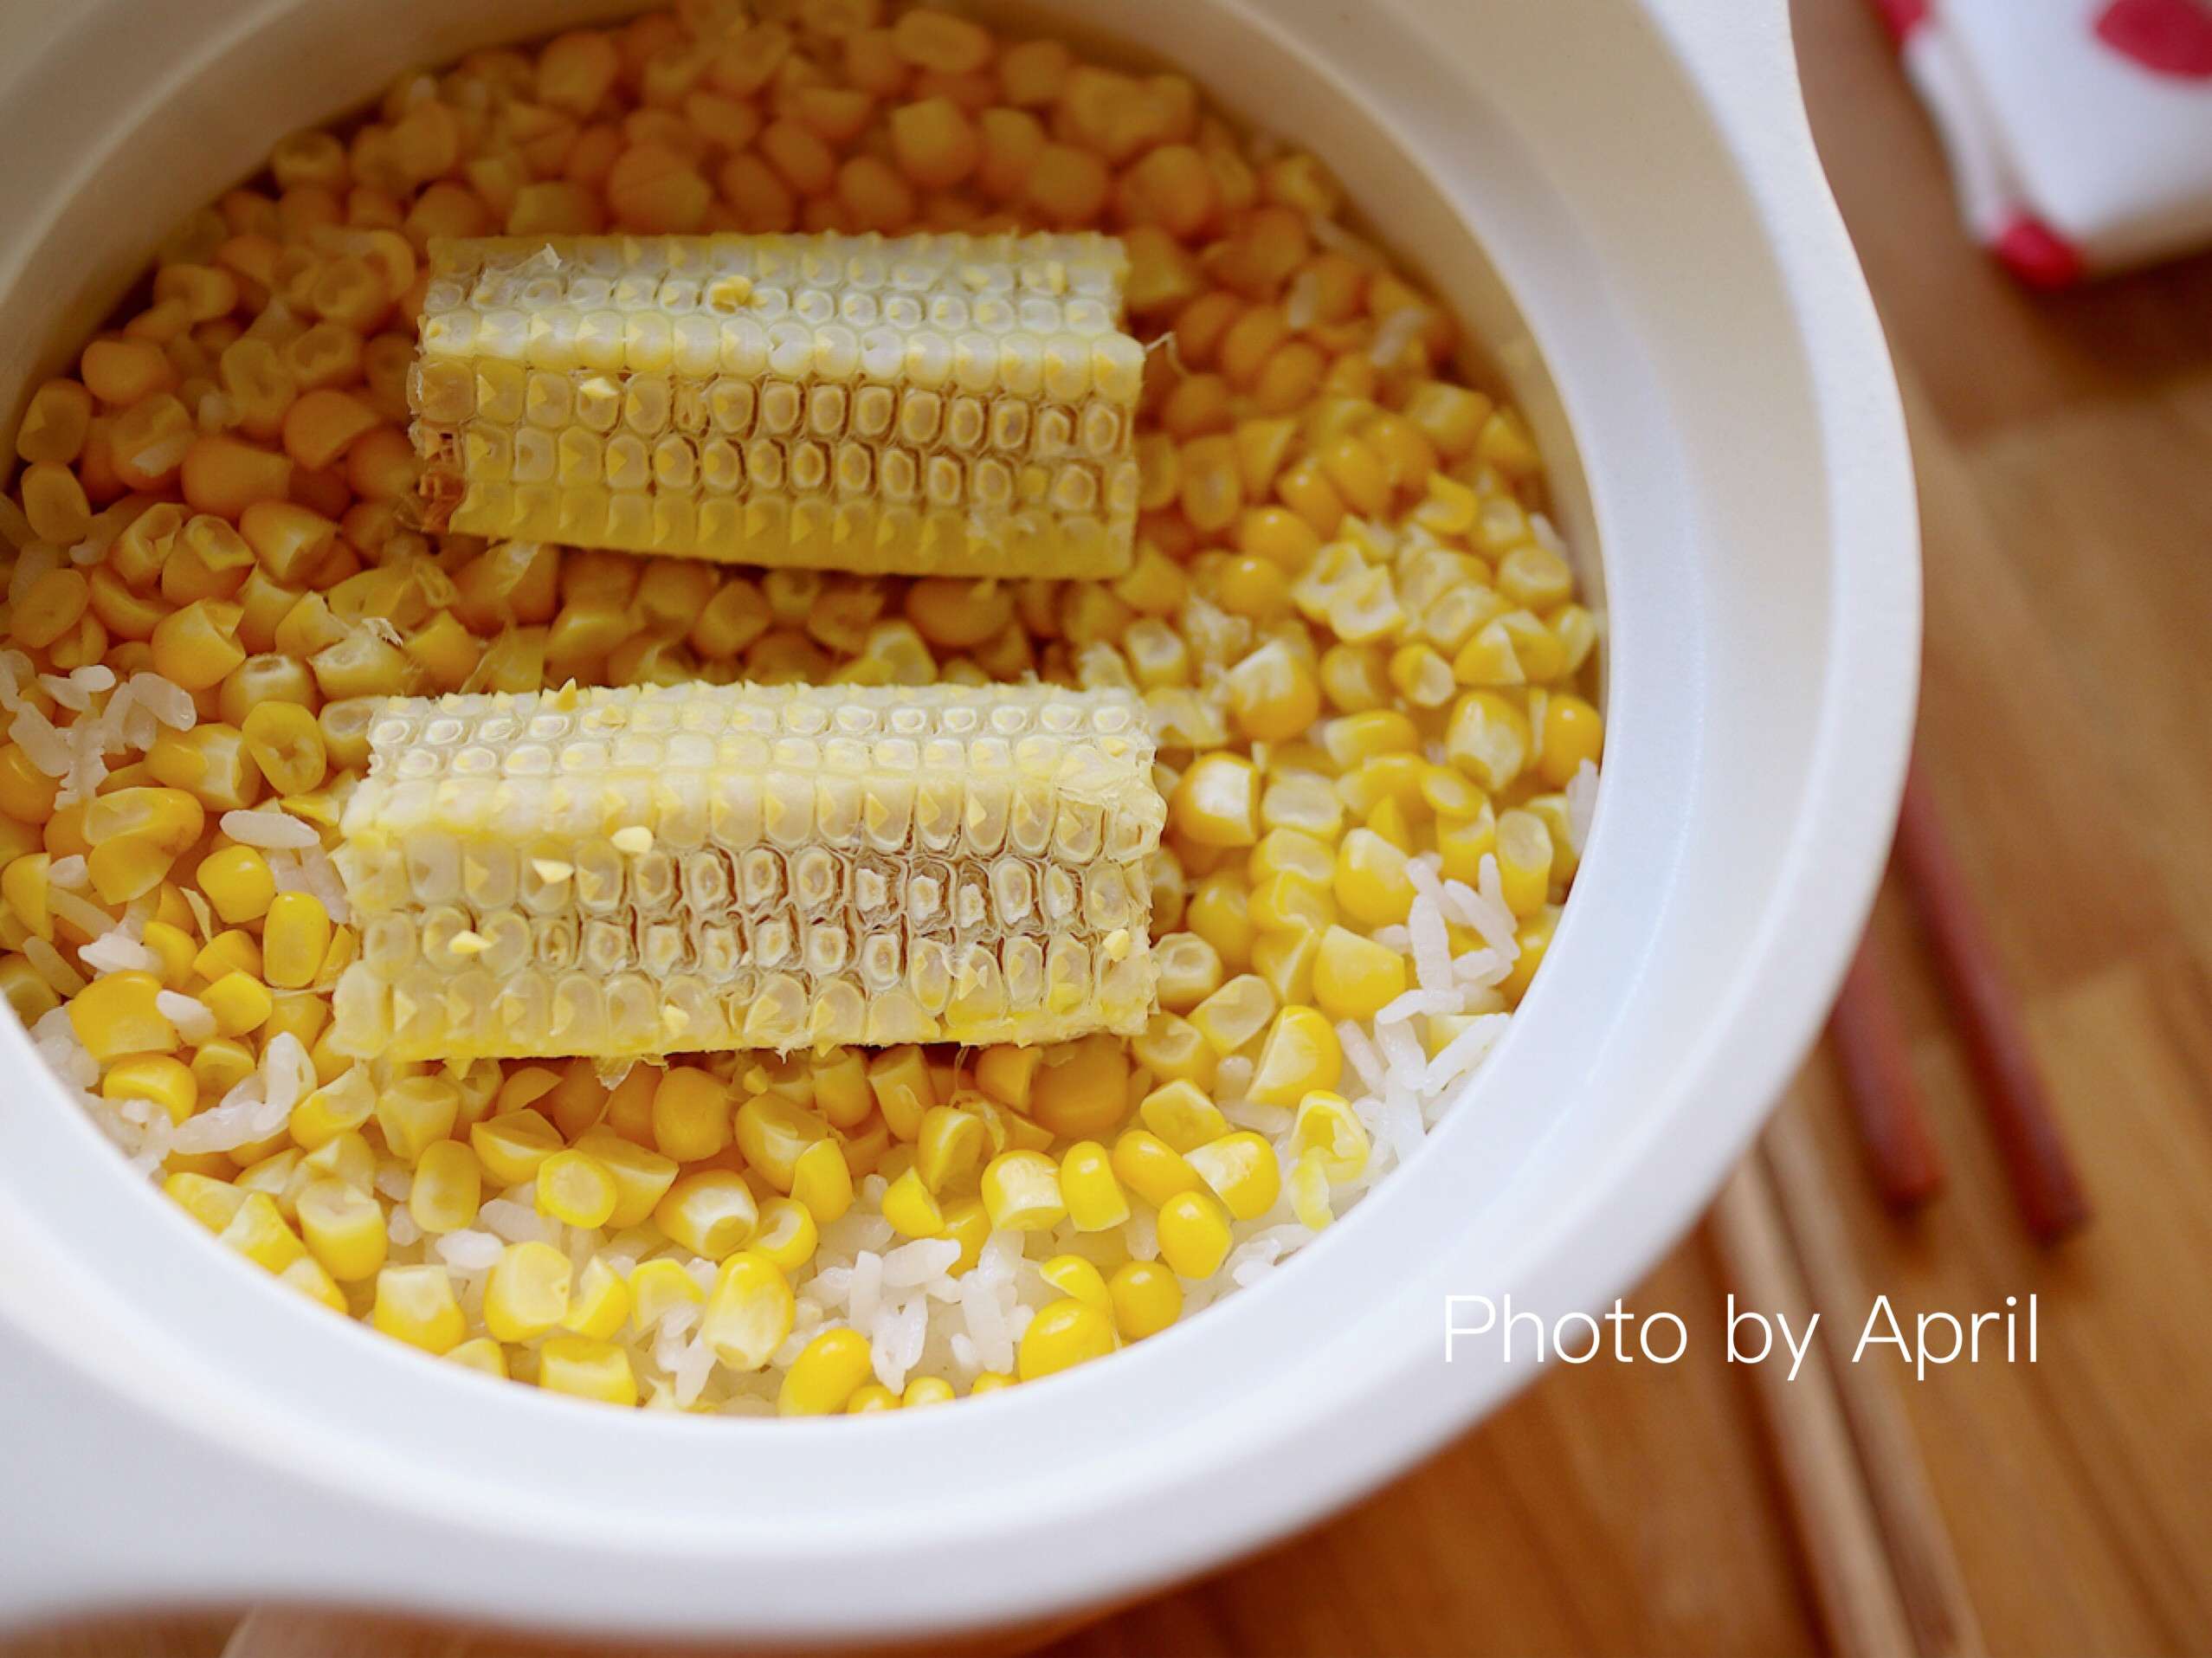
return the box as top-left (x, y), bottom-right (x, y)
top-left (410, 233), bottom-right (1145, 577)
top-left (331, 681), bottom-right (1163, 1061)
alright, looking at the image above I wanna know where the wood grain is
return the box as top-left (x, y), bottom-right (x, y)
top-left (12, 0), bottom-right (2212, 1651)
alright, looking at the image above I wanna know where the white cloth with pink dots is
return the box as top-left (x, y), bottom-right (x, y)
top-left (1876, 0), bottom-right (2212, 282)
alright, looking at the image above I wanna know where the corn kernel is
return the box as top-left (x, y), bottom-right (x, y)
top-left (101, 1055), bottom-right (197, 1126)
top-left (564, 1256), bottom-right (632, 1340)
top-left (651, 1066), bottom-right (732, 1163)
top-left (1041, 1253), bottom-right (1112, 1311)
top-left (537, 1147), bottom-right (619, 1229)
top-left (538, 1337), bottom-right (637, 1406)
top-left (790, 1137), bottom-right (856, 1226)
top-left (486, 1240), bottom-right (572, 1342)
top-left (733, 1091), bottom-right (828, 1190)
top-left (1111, 1128), bottom-right (1203, 1208)
top-left (261, 891), bottom-right (331, 990)
top-left (1018, 1295), bottom-right (1117, 1380)
top-left (410, 1139), bottom-right (483, 1234)
top-left (1170, 752), bottom-right (1260, 848)
top-left (372, 1263), bottom-right (466, 1354)
top-left (702, 1248), bottom-right (795, 1371)
top-left (1157, 1189), bottom-right (1233, 1278)
top-left (848, 1384), bottom-right (900, 1414)
top-left (446, 1338), bottom-right (509, 1379)
top-left (1108, 1260), bottom-right (1182, 1339)
top-left (295, 1176), bottom-right (387, 1282)
top-left (779, 1326), bottom-right (875, 1416)
top-left (376, 1074), bottom-right (461, 1163)
top-left (882, 1165), bottom-right (945, 1237)
top-left (655, 1170), bottom-right (758, 1259)
top-left (470, 1106), bottom-right (562, 1184)
top-left (68, 971), bottom-right (178, 1062)
top-left (1137, 1080), bottom-right (1228, 1153)
top-left (979, 1148), bottom-right (1064, 1229)
top-left (1248, 1005), bottom-right (1344, 1106)
top-left (1312, 926), bottom-right (1408, 1022)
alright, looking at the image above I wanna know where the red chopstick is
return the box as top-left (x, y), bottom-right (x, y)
top-left (1893, 758), bottom-right (2088, 1242)
top-left (1828, 930), bottom-right (1945, 1211)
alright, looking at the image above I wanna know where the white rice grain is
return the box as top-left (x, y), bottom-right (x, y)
top-left (155, 990), bottom-right (217, 1044)
top-left (222, 808), bottom-right (320, 849)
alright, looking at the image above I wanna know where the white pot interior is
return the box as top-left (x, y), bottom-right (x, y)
top-left (0, 0), bottom-right (1915, 1642)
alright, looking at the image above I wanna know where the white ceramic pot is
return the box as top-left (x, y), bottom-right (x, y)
top-left (0, 0), bottom-right (1917, 1645)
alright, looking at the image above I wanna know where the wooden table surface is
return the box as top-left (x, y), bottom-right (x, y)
top-left (15, 0), bottom-right (2212, 1653)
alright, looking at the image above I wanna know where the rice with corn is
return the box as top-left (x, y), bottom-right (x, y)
top-left (0, 0), bottom-right (1603, 1416)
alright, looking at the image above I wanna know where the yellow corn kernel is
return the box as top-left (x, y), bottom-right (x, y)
top-left (1184, 870), bottom-right (1256, 974)
top-left (895, 1376), bottom-right (951, 1408)
top-left (295, 1177), bottom-right (388, 1282)
top-left (979, 1148), bottom-right (1064, 1230)
top-left (1059, 1139), bottom-right (1130, 1232)
top-left (1312, 926), bottom-right (1408, 1022)
top-left (150, 598), bottom-right (247, 691)
top-left (1222, 638), bottom-right (1321, 744)
top-left (914, 1103), bottom-right (985, 1192)
top-left (165, 1170), bottom-right (248, 1232)
top-left (1187, 972), bottom-right (1276, 1056)
top-left (1332, 828), bottom-right (1416, 928)
top-left (564, 1255), bottom-right (632, 1340)
top-left (1018, 1295), bottom-right (1117, 1381)
top-left (628, 1258), bottom-right (706, 1333)
top-left (790, 1137), bottom-right (856, 1226)
top-left (2, 854), bottom-right (51, 942)
top-left (485, 1240), bottom-right (572, 1342)
top-left (1248, 870), bottom-right (1335, 936)
top-left (536, 1147), bottom-right (619, 1229)
top-left (371, 1263), bottom-right (466, 1354)
top-left (572, 1132), bottom-right (680, 1229)
top-left (1041, 1253), bottom-right (1112, 1312)
top-left (1110, 1129), bottom-right (1203, 1209)
top-left (867, 1044), bottom-right (938, 1140)
top-left (240, 700), bottom-right (329, 798)
top-left (190, 1038), bottom-right (257, 1096)
top-left (375, 1074), bottom-right (461, 1163)
top-left (969, 1371), bottom-right (1016, 1397)
top-left (779, 1326), bottom-right (876, 1416)
top-left (1290, 1145), bottom-right (1335, 1229)
top-left (1027, 1032), bottom-right (1132, 1139)
top-left (1186, 1131), bottom-right (1281, 1222)
top-left (734, 1091), bottom-right (829, 1189)
top-left (260, 891), bottom-right (332, 992)
top-left (1157, 1189), bottom-right (1233, 1279)
top-left (410, 1139), bottom-right (483, 1234)
top-left (199, 970), bottom-right (273, 1037)
top-left (280, 1255), bottom-right (349, 1314)
top-left (469, 1106), bottom-right (563, 1184)
top-left (1446, 691), bottom-right (1531, 792)
top-left (100, 1055), bottom-right (197, 1126)
top-left (1248, 1005), bottom-right (1344, 1106)
top-left (537, 1337), bottom-right (637, 1407)
top-left (282, 1066), bottom-right (371, 1152)
top-left (652, 1066), bottom-right (733, 1163)
top-left (446, 1338), bottom-right (509, 1379)
top-left (1495, 809), bottom-right (1555, 918)
top-left (655, 1170), bottom-right (759, 1259)
top-left (1170, 752), bottom-right (1260, 848)
top-left (1436, 800), bottom-right (1499, 887)
top-left (702, 1248), bottom-right (795, 1371)
top-left (1108, 1260), bottom-right (1183, 1339)
top-left (1499, 905), bottom-right (1560, 1005)
top-left (882, 1166), bottom-right (945, 1238)
top-left (1153, 931), bottom-right (1225, 1013)
top-left (809, 1048), bottom-right (873, 1128)
top-left (1539, 694), bottom-right (1603, 787)
top-left (68, 971), bottom-right (178, 1062)
top-left (1138, 1080), bottom-right (1229, 1153)
top-left (848, 1384), bottom-right (900, 1414)
top-left (750, 1194), bottom-right (819, 1274)
top-left (196, 845), bottom-right (276, 926)
top-left (1293, 1090), bottom-right (1370, 1181)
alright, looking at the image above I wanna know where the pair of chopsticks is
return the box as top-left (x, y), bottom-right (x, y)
top-left (1711, 1105), bottom-right (1986, 1658)
top-left (1828, 756), bottom-right (2088, 1242)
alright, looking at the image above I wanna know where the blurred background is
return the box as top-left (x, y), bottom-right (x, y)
top-left (11, 0), bottom-right (2212, 1652)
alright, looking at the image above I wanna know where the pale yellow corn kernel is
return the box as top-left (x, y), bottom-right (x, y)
top-left (295, 1176), bottom-right (388, 1282)
top-left (1137, 1080), bottom-right (1229, 1153)
top-left (1153, 931), bottom-right (1225, 1013)
top-left (280, 1255), bottom-right (349, 1313)
top-left (1446, 691), bottom-right (1531, 792)
top-left (900, 1376), bottom-right (953, 1408)
top-left (914, 1103), bottom-right (985, 1191)
top-left (1185, 1131), bottom-right (1281, 1221)
top-left (867, 1045), bottom-right (938, 1140)
top-left (1111, 1128), bottom-right (1203, 1208)
top-left (1291, 1145), bottom-right (1334, 1230)
top-left (1132, 1010), bottom-right (1216, 1089)
top-left (1222, 638), bottom-right (1321, 742)
top-left (735, 1092), bottom-right (829, 1190)
top-left (101, 1055), bottom-right (197, 1126)
top-left (1041, 1253), bottom-right (1112, 1312)
top-left (536, 1147), bottom-right (619, 1228)
top-left (751, 1195), bottom-right (821, 1274)
top-left (1293, 1089), bottom-right (1371, 1180)
top-left (1184, 871), bottom-right (1256, 974)
top-left (655, 1170), bottom-right (759, 1259)
top-left (470, 1106), bottom-right (562, 1184)
top-left (1186, 972), bottom-right (1276, 1056)
top-left (166, 1171), bottom-right (249, 1232)
top-left (882, 1165), bottom-right (945, 1237)
top-left (191, 1038), bottom-right (258, 1097)
top-left (848, 1384), bottom-right (900, 1414)
top-left (790, 1137), bottom-right (856, 1225)
top-left (571, 1132), bottom-right (680, 1229)
top-left (372, 1263), bottom-right (466, 1354)
top-left (446, 1337), bottom-right (509, 1379)
top-left (485, 1240), bottom-right (572, 1342)
top-left (261, 892), bottom-right (331, 991)
top-left (68, 971), bottom-right (179, 1062)
top-left (653, 1067), bottom-right (733, 1163)
top-left (537, 1337), bottom-right (637, 1407)
top-left (1018, 1295), bottom-right (1117, 1381)
top-left (216, 1190), bottom-right (305, 1271)
top-left (375, 1074), bottom-right (461, 1164)
top-left (1248, 1005), bottom-right (1344, 1106)
top-left (1157, 1189), bottom-right (1233, 1278)
top-left (779, 1326), bottom-right (875, 1416)
top-left (563, 1255), bottom-right (631, 1341)
top-left (1249, 870), bottom-right (1335, 936)
top-left (1312, 926), bottom-right (1408, 1022)
top-left (702, 1248), bottom-right (795, 1371)
top-left (410, 1138), bottom-right (483, 1234)
top-left (202, 970), bottom-right (274, 1037)
top-left (980, 1148), bottom-right (1064, 1229)
top-left (809, 1048), bottom-right (873, 1128)
top-left (1495, 809), bottom-right (1556, 918)
top-left (1437, 800), bottom-right (1499, 887)
top-left (1027, 1032), bottom-right (1132, 1139)
top-left (628, 1258), bottom-right (706, 1333)
top-left (1170, 752), bottom-right (1260, 848)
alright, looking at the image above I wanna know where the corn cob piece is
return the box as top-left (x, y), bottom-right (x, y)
top-left (331, 681), bottom-right (1164, 1061)
top-left (410, 233), bottom-right (1145, 577)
